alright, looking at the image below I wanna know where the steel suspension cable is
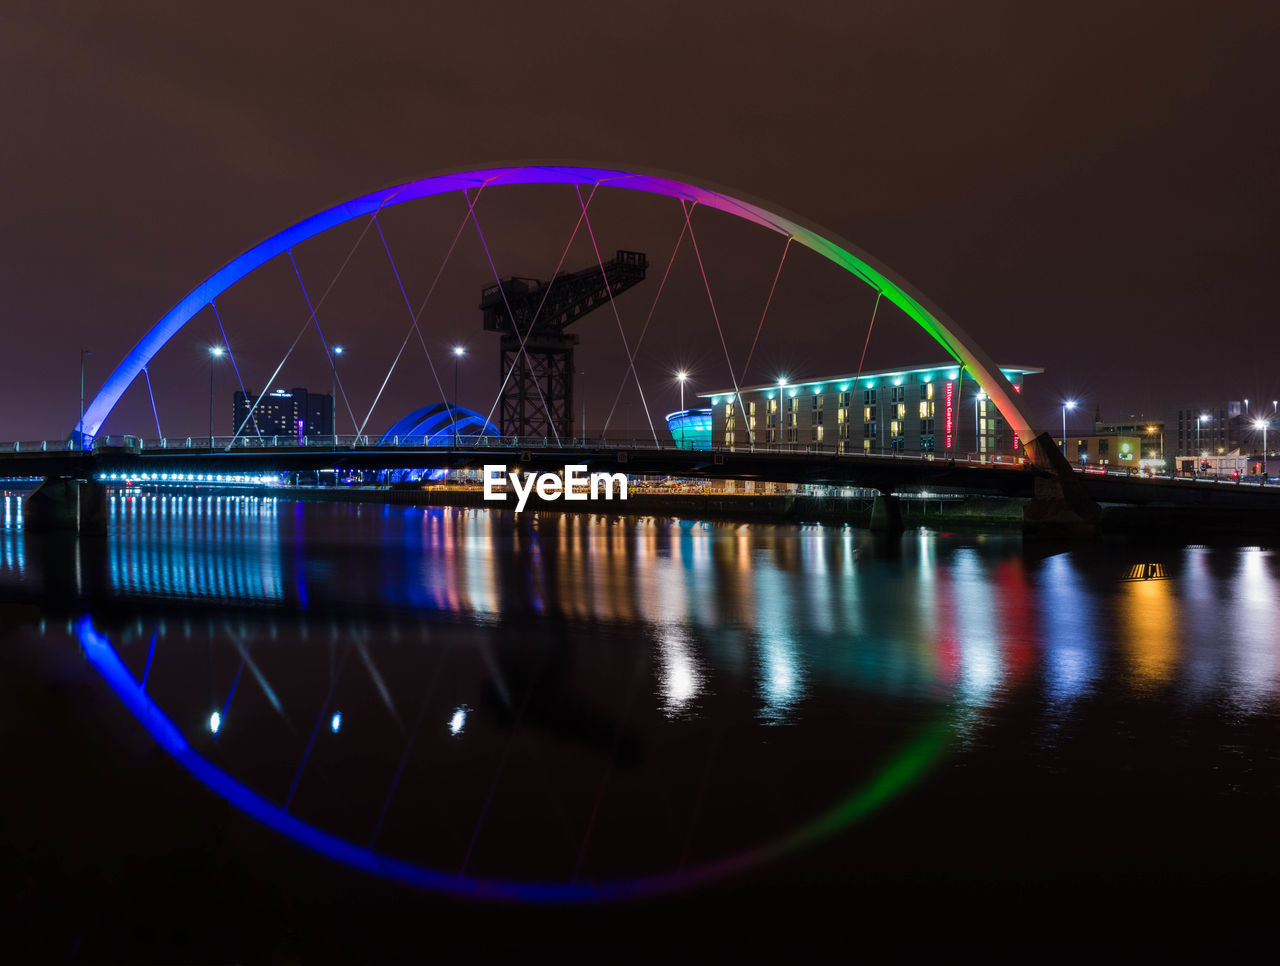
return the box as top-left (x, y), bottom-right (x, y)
top-left (356, 196), bottom-right (479, 439)
top-left (849, 290), bottom-right (883, 402)
top-left (142, 365), bottom-right (163, 439)
top-left (573, 184), bottom-right (659, 445)
top-left (477, 185), bottom-right (599, 440)
top-left (209, 299), bottom-right (261, 437)
top-left (681, 200), bottom-right (755, 448)
top-left (599, 206), bottom-right (691, 435)
top-left (230, 216), bottom-right (375, 446)
top-left (355, 213), bottom-right (451, 438)
top-left (738, 236), bottom-right (793, 386)
top-left (469, 185), bottom-right (597, 443)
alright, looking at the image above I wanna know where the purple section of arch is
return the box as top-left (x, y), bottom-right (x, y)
top-left (78, 163), bottom-right (1047, 450)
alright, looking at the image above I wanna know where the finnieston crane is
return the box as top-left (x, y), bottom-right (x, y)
top-left (481, 250), bottom-right (647, 439)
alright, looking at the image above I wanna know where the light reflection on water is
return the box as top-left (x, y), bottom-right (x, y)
top-left (3, 495), bottom-right (1280, 896)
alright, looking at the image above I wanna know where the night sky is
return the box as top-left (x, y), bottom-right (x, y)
top-left (3, 1), bottom-right (1277, 442)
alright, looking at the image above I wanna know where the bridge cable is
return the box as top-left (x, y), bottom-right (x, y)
top-left (141, 365), bottom-right (163, 439)
top-left (356, 195), bottom-right (481, 440)
top-left (738, 236), bottom-right (793, 387)
top-left (470, 184), bottom-right (604, 444)
top-left (599, 212), bottom-right (691, 433)
top-left (209, 299), bottom-right (261, 438)
top-left (229, 216), bottom-right (375, 447)
top-left (288, 249), bottom-right (359, 436)
top-left (848, 290), bottom-right (883, 405)
top-left (681, 200), bottom-right (755, 448)
top-left (573, 184), bottom-right (660, 446)
top-left (477, 184), bottom-right (599, 441)
top-left (360, 213), bottom-right (451, 439)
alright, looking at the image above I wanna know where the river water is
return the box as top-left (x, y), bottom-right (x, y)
top-left (2, 491), bottom-right (1278, 956)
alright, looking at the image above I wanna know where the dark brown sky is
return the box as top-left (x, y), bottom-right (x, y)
top-left (2, 0), bottom-right (1278, 441)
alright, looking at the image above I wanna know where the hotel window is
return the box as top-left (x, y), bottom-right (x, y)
top-left (839, 424), bottom-right (849, 439)
top-left (920, 418), bottom-right (935, 435)
top-left (890, 420), bottom-right (902, 436)
top-left (786, 426), bottom-right (798, 442)
top-left (837, 408), bottom-right (846, 424)
top-left (863, 406), bottom-right (874, 423)
top-left (812, 394), bottom-right (823, 410)
top-left (814, 425), bottom-right (824, 442)
top-left (766, 427), bottom-right (776, 443)
top-left (921, 435), bottom-right (936, 452)
top-left (839, 391), bottom-right (850, 407)
top-left (863, 421), bottom-right (876, 438)
top-left (863, 389), bottom-right (876, 405)
top-left (919, 399), bottom-right (936, 418)
top-left (768, 398), bottom-right (778, 414)
top-left (747, 400), bottom-right (757, 430)
top-left (890, 386), bottom-right (905, 403)
top-left (814, 410), bottom-right (823, 425)
top-left (895, 403), bottom-right (906, 420)
top-left (922, 383), bottom-right (935, 401)
top-left (863, 438), bottom-right (871, 452)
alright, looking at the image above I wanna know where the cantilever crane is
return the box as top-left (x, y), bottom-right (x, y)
top-left (481, 250), bottom-right (648, 439)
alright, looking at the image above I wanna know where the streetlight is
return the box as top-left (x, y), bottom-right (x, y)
top-left (452, 346), bottom-right (465, 446)
top-left (777, 377), bottom-right (789, 451)
top-left (79, 348), bottom-right (92, 450)
top-left (1061, 399), bottom-right (1077, 453)
top-left (676, 371), bottom-right (689, 447)
top-left (1255, 418), bottom-right (1268, 467)
top-left (209, 345), bottom-right (224, 451)
top-left (331, 345), bottom-right (344, 445)
top-left (1197, 412), bottom-right (1209, 475)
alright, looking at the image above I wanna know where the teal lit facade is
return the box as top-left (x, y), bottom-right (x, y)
top-left (665, 409), bottom-right (713, 450)
top-left (702, 362), bottom-right (1041, 456)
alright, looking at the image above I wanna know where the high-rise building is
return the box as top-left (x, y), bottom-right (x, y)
top-left (233, 387), bottom-right (333, 440)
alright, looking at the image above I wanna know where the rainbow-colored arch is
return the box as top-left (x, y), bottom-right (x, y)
top-left (79, 163), bottom-right (1047, 455)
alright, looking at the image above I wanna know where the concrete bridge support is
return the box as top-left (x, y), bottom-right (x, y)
top-left (1022, 431), bottom-right (1102, 537)
top-left (24, 477), bottom-right (107, 534)
top-left (869, 492), bottom-right (904, 533)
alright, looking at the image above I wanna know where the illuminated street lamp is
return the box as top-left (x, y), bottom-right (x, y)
top-left (331, 345), bottom-right (344, 445)
top-left (676, 370), bottom-right (689, 447)
top-left (1255, 418), bottom-right (1269, 465)
top-left (1197, 412), bottom-right (1209, 474)
top-left (452, 346), bottom-right (466, 446)
top-left (1061, 399), bottom-right (1077, 452)
top-left (209, 345), bottom-right (224, 451)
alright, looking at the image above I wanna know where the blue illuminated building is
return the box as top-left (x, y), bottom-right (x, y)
top-left (665, 409), bottom-right (712, 450)
top-left (378, 403), bottom-right (500, 483)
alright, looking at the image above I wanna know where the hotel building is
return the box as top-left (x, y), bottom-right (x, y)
top-left (699, 362), bottom-right (1042, 457)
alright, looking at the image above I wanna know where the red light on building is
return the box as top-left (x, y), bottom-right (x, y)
top-left (944, 381), bottom-right (954, 450)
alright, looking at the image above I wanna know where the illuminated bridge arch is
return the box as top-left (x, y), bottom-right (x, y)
top-left (78, 163), bottom-right (1052, 464)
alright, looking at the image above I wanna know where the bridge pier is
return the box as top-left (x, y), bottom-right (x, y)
top-left (869, 492), bottom-right (904, 533)
top-left (24, 477), bottom-right (107, 535)
top-left (1022, 431), bottom-right (1102, 537)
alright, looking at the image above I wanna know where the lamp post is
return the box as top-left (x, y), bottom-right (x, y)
top-left (1255, 418), bottom-right (1269, 473)
top-left (331, 345), bottom-right (343, 445)
top-left (676, 371), bottom-right (689, 448)
top-left (1061, 399), bottom-right (1077, 455)
top-left (778, 376), bottom-right (788, 451)
top-left (452, 346), bottom-right (465, 446)
top-left (1196, 412), bottom-right (1209, 475)
top-left (209, 345), bottom-right (224, 451)
top-left (79, 348), bottom-right (91, 450)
